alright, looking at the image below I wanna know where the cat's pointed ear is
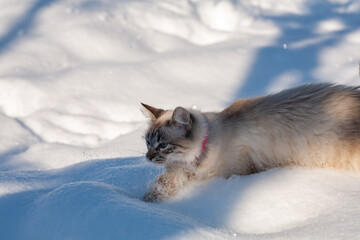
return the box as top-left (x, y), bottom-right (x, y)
top-left (141, 103), bottom-right (164, 120)
top-left (171, 107), bottom-right (192, 130)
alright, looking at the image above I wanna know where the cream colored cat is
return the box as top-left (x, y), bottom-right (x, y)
top-left (142, 83), bottom-right (360, 202)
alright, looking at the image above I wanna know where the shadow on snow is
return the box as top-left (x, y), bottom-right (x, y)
top-left (233, 0), bottom-right (360, 99)
top-left (0, 0), bottom-right (60, 55)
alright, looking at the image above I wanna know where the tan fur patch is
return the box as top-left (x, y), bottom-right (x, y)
top-left (325, 92), bottom-right (359, 120)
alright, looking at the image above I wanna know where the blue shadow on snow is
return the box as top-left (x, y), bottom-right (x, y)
top-left (0, 0), bottom-right (60, 55)
top-left (234, 1), bottom-right (360, 99)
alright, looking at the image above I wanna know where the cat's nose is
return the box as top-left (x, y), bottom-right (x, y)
top-left (146, 150), bottom-right (155, 161)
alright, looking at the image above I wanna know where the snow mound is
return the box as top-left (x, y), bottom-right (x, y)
top-left (1, 0), bottom-right (360, 239)
top-left (2, 160), bottom-right (360, 239)
top-left (22, 181), bottom-right (204, 240)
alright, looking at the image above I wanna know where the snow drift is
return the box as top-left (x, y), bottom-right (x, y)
top-left (0, 0), bottom-right (360, 239)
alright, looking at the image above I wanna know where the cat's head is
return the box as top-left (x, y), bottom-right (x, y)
top-left (141, 103), bottom-right (206, 166)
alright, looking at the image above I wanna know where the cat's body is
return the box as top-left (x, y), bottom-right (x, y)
top-left (142, 83), bottom-right (360, 202)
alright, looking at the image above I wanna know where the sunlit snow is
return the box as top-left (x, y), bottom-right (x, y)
top-left (1, 0), bottom-right (360, 239)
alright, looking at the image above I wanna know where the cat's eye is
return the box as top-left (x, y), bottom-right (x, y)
top-left (159, 143), bottom-right (168, 148)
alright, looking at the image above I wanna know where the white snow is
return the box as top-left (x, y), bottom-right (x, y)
top-left (315, 18), bottom-right (346, 34)
top-left (0, 0), bottom-right (360, 239)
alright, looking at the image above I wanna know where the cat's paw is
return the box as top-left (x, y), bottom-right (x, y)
top-left (142, 192), bottom-right (161, 202)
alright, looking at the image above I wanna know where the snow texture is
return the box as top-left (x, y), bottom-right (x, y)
top-left (0, 0), bottom-right (360, 239)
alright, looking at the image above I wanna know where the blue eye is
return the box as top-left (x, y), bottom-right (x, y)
top-left (159, 143), bottom-right (168, 148)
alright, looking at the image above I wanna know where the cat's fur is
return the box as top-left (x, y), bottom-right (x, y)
top-left (142, 83), bottom-right (360, 202)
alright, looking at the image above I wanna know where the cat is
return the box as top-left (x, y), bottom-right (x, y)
top-left (141, 83), bottom-right (360, 202)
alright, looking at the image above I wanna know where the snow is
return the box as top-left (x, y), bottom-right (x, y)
top-left (0, 0), bottom-right (360, 239)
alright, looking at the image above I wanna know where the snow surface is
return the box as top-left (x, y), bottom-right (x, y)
top-left (1, 0), bottom-right (360, 239)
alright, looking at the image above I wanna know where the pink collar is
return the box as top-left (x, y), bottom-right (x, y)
top-left (195, 128), bottom-right (208, 166)
top-left (200, 130), bottom-right (208, 152)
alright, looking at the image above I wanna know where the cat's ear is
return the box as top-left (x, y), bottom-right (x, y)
top-left (141, 103), bottom-right (164, 120)
top-left (171, 107), bottom-right (192, 131)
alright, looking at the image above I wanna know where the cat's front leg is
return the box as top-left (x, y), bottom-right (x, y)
top-left (142, 168), bottom-right (196, 202)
